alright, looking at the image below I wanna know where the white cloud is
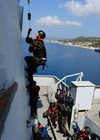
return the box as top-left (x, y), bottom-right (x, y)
top-left (62, 0), bottom-right (100, 16)
top-left (36, 16), bottom-right (82, 26)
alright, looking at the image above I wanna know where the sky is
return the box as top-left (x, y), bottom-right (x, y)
top-left (20, 0), bottom-right (100, 39)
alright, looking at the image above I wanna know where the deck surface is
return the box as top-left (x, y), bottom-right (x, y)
top-left (37, 86), bottom-right (68, 140)
top-left (86, 99), bottom-right (100, 127)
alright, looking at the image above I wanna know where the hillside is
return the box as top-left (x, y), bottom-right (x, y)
top-left (57, 36), bottom-right (100, 48)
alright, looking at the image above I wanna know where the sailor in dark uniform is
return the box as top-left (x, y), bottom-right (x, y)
top-left (56, 98), bottom-right (70, 137)
top-left (43, 102), bottom-right (58, 128)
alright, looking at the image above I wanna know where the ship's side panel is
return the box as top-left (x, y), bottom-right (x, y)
top-left (0, 0), bottom-right (28, 140)
top-left (75, 87), bottom-right (94, 110)
top-left (94, 86), bottom-right (100, 99)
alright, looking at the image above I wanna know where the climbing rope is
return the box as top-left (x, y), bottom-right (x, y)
top-left (27, 0), bottom-right (31, 28)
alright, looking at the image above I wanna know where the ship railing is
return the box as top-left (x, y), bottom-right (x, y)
top-left (46, 72), bottom-right (84, 103)
top-left (52, 72), bottom-right (84, 97)
top-left (55, 72), bottom-right (84, 86)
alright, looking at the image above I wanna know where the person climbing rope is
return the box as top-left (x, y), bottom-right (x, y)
top-left (25, 28), bottom-right (47, 70)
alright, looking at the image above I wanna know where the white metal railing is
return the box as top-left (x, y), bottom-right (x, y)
top-left (46, 72), bottom-right (84, 103)
top-left (52, 72), bottom-right (84, 94)
top-left (55, 72), bottom-right (84, 86)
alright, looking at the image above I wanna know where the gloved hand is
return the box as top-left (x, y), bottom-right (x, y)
top-left (28, 28), bottom-right (32, 35)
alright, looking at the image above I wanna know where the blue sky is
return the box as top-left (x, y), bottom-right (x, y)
top-left (20, 0), bottom-right (100, 39)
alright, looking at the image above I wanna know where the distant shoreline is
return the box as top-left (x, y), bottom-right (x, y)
top-left (46, 40), bottom-right (95, 50)
top-left (65, 43), bottom-right (95, 50)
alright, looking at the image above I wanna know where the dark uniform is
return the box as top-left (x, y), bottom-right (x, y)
top-left (25, 29), bottom-right (47, 80)
top-left (65, 95), bottom-right (74, 128)
top-left (57, 100), bottom-right (69, 137)
top-left (27, 80), bottom-right (40, 116)
top-left (43, 103), bottom-right (58, 128)
top-left (25, 29), bottom-right (47, 68)
top-left (26, 37), bottom-right (46, 58)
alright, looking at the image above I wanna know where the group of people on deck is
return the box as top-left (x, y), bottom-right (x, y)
top-left (43, 88), bottom-right (100, 140)
top-left (43, 88), bottom-right (74, 138)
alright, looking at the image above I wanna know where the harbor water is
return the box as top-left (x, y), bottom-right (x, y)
top-left (23, 40), bottom-right (100, 85)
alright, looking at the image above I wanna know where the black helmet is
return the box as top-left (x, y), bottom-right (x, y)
top-left (38, 30), bottom-right (46, 39)
top-left (33, 80), bottom-right (37, 85)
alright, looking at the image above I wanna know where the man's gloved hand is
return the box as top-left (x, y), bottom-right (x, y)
top-left (28, 28), bottom-right (32, 35)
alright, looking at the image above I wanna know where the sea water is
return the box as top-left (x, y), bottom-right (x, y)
top-left (23, 40), bottom-right (100, 85)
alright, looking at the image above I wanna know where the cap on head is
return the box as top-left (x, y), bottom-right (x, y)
top-left (38, 30), bottom-right (46, 39)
